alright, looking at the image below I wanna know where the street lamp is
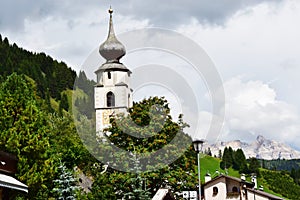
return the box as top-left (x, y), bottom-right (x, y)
top-left (193, 139), bottom-right (204, 200)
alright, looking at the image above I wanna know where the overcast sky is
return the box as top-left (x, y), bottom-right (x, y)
top-left (1, 0), bottom-right (300, 150)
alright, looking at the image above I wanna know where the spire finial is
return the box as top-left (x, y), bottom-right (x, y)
top-left (99, 7), bottom-right (126, 63)
top-left (107, 6), bottom-right (115, 37)
top-left (108, 6), bottom-right (113, 15)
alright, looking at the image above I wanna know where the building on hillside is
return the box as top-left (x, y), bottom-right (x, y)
top-left (94, 8), bottom-right (133, 134)
top-left (202, 174), bottom-right (283, 200)
top-left (0, 151), bottom-right (28, 200)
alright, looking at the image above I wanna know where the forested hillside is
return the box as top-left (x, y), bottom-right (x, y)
top-left (0, 35), bottom-right (95, 199)
top-left (0, 34), bottom-right (76, 101)
top-left (262, 158), bottom-right (300, 171)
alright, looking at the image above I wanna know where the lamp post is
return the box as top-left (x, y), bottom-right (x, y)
top-left (193, 139), bottom-right (204, 200)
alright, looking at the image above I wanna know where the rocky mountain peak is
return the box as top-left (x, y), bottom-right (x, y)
top-left (203, 135), bottom-right (300, 160)
top-left (256, 135), bottom-right (266, 144)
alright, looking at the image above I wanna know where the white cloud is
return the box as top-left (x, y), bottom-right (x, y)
top-left (174, 0), bottom-right (300, 148)
top-left (221, 77), bottom-right (300, 147)
top-left (177, 0), bottom-right (300, 77)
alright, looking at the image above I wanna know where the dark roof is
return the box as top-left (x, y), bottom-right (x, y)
top-left (0, 173), bottom-right (28, 193)
top-left (94, 62), bottom-right (131, 74)
top-left (246, 188), bottom-right (283, 200)
top-left (203, 174), bottom-right (254, 188)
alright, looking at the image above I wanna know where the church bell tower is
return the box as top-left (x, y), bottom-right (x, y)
top-left (94, 8), bottom-right (133, 133)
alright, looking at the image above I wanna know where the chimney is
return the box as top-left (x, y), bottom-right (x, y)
top-left (251, 174), bottom-right (257, 189)
top-left (240, 173), bottom-right (246, 181)
top-left (205, 173), bottom-right (211, 183)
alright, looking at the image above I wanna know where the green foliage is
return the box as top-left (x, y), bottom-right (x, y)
top-left (89, 97), bottom-right (196, 198)
top-left (248, 157), bottom-right (260, 176)
top-left (75, 71), bottom-right (95, 97)
top-left (48, 114), bottom-right (95, 170)
top-left (201, 155), bottom-right (240, 180)
top-left (74, 96), bottom-right (94, 119)
top-left (218, 149), bottom-right (222, 159)
top-left (220, 147), bottom-right (234, 169)
top-left (0, 36), bottom-right (76, 100)
top-left (106, 97), bottom-right (192, 170)
top-left (262, 158), bottom-right (300, 171)
top-left (220, 147), bottom-right (248, 173)
top-left (123, 155), bottom-right (151, 199)
top-left (59, 93), bottom-right (69, 115)
top-left (291, 168), bottom-right (300, 185)
top-left (0, 73), bottom-right (58, 198)
top-left (90, 171), bottom-right (119, 199)
top-left (261, 170), bottom-right (300, 199)
top-left (200, 155), bottom-right (221, 179)
top-left (233, 149), bottom-right (248, 173)
top-left (0, 73), bottom-right (93, 199)
top-left (73, 71), bottom-right (95, 119)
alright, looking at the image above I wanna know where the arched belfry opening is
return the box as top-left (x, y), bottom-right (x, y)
top-left (106, 92), bottom-right (115, 107)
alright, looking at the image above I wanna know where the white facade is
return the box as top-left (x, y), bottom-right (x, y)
top-left (95, 70), bottom-right (132, 132)
top-left (204, 176), bottom-right (240, 200)
top-left (203, 175), bottom-right (283, 200)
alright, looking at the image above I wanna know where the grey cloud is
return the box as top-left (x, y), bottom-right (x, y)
top-left (0, 0), bottom-right (56, 31)
top-left (112, 0), bottom-right (283, 26)
top-left (0, 0), bottom-right (100, 31)
top-left (0, 0), bottom-right (283, 31)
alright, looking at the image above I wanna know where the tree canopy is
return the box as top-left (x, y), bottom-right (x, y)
top-left (0, 73), bottom-right (58, 198)
top-left (88, 96), bottom-right (197, 199)
top-left (220, 147), bottom-right (248, 174)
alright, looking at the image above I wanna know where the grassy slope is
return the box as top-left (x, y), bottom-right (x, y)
top-left (58, 87), bottom-right (88, 115)
top-left (199, 155), bottom-right (239, 181)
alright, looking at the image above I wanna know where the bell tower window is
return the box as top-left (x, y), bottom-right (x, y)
top-left (107, 92), bottom-right (115, 107)
top-left (232, 186), bottom-right (238, 193)
top-left (213, 187), bottom-right (218, 196)
top-left (108, 71), bottom-right (111, 79)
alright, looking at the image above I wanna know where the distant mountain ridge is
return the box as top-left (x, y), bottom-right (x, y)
top-left (204, 135), bottom-right (300, 160)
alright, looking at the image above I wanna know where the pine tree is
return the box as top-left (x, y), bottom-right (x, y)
top-left (248, 157), bottom-right (260, 176)
top-left (220, 147), bottom-right (234, 169)
top-left (52, 162), bottom-right (79, 200)
top-left (233, 148), bottom-right (247, 172)
top-left (207, 147), bottom-right (212, 156)
top-left (123, 153), bottom-right (151, 200)
top-left (218, 149), bottom-right (222, 159)
top-left (59, 93), bottom-right (69, 116)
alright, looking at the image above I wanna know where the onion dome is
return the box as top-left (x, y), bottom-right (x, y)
top-left (99, 8), bottom-right (126, 63)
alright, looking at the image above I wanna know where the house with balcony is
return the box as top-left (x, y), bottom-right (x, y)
top-left (202, 174), bottom-right (283, 200)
